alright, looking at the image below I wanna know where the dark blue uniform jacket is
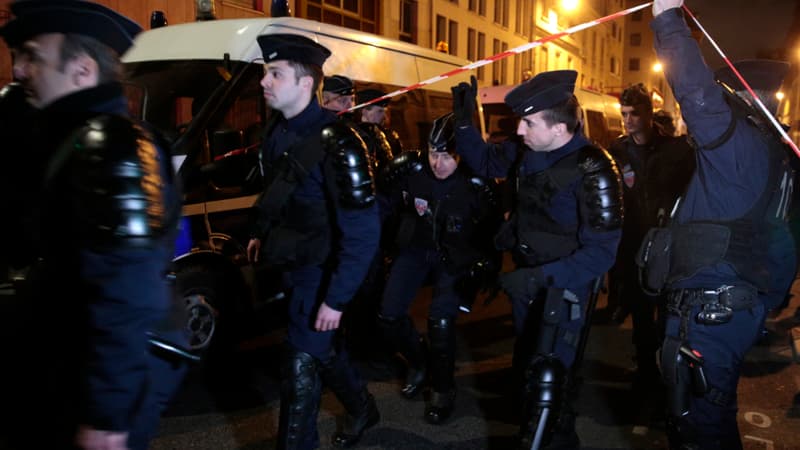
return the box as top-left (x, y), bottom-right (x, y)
top-left (34, 83), bottom-right (179, 432)
top-left (652, 9), bottom-right (775, 289)
top-left (455, 126), bottom-right (620, 296)
top-left (261, 99), bottom-right (379, 310)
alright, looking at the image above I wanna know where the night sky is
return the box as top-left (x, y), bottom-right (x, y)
top-left (683, 0), bottom-right (797, 63)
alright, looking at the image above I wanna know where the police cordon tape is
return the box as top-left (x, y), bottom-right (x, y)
top-left (342, 1), bottom-right (653, 114)
top-left (343, 1), bottom-right (800, 158)
top-left (681, 5), bottom-right (800, 158)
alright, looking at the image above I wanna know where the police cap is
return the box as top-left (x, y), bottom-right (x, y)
top-left (1, 0), bottom-right (142, 55)
top-left (504, 70), bottom-right (577, 116)
top-left (357, 88), bottom-right (389, 107)
top-left (714, 59), bottom-right (790, 94)
top-left (258, 33), bottom-right (331, 68)
top-left (323, 75), bottom-right (354, 95)
top-left (429, 112), bottom-right (456, 154)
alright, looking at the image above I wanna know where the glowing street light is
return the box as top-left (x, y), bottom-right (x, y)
top-left (652, 61), bottom-right (663, 72)
top-left (776, 91), bottom-right (785, 101)
top-left (560, 0), bottom-right (579, 12)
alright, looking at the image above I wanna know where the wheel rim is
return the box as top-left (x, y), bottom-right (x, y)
top-left (184, 293), bottom-right (217, 350)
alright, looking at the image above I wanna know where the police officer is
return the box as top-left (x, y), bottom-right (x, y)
top-left (245, 34), bottom-right (380, 449)
top-left (607, 84), bottom-right (694, 405)
top-left (645, 1), bottom-right (796, 448)
top-left (451, 71), bottom-right (623, 449)
top-left (322, 74), bottom-right (355, 114)
top-left (356, 88), bottom-right (396, 172)
top-left (357, 87), bottom-right (404, 158)
top-left (0, 1), bottom-right (188, 449)
top-left (378, 112), bottom-right (495, 424)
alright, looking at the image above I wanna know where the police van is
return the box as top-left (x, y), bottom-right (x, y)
top-left (478, 84), bottom-right (623, 149)
top-left (121, 17), bottom-right (474, 353)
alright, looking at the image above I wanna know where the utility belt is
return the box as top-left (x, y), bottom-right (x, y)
top-left (666, 285), bottom-right (758, 325)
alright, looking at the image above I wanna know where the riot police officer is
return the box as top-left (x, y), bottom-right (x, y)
top-left (451, 71), bottom-right (623, 449)
top-left (606, 84), bottom-right (694, 408)
top-left (322, 74), bottom-right (355, 114)
top-left (245, 34), bottom-right (380, 449)
top-left (357, 87), bottom-right (404, 158)
top-left (378, 112), bottom-right (496, 424)
top-left (0, 1), bottom-right (188, 449)
top-left (643, 1), bottom-right (796, 447)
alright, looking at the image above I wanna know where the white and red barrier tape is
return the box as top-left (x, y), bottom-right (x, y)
top-left (344, 1), bottom-right (799, 157)
top-left (343, 2), bottom-right (653, 114)
top-left (681, 5), bottom-right (800, 157)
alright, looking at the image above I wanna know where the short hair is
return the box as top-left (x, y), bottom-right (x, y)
top-left (620, 83), bottom-right (652, 113)
top-left (540, 95), bottom-right (581, 133)
top-left (288, 60), bottom-right (324, 92)
top-left (59, 33), bottom-right (122, 83)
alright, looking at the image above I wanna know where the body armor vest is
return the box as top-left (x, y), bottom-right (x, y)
top-left (509, 145), bottom-right (622, 266)
top-left (396, 168), bottom-right (484, 272)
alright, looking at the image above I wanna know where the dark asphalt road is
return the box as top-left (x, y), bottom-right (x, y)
top-left (149, 281), bottom-right (800, 450)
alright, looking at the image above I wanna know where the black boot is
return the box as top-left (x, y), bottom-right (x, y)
top-left (378, 315), bottom-right (427, 399)
top-left (319, 351), bottom-right (380, 448)
top-left (276, 347), bottom-right (321, 450)
top-left (424, 317), bottom-right (456, 425)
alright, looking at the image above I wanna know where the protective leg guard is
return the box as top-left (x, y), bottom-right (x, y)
top-left (378, 315), bottom-right (427, 399)
top-left (319, 351), bottom-right (380, 448)
top-left (518, 356), bottom-right (569, 450)
top-left (424, 317), bottom-right (457, 424)
top-left (276, 347), bottom-right (321, 450)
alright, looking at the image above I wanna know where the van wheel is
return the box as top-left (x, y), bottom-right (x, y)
top-left (175, 267), bottom-right (224, 352)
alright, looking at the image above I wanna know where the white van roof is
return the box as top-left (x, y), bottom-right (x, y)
top-left (123, 17), bottom-right (472, 93)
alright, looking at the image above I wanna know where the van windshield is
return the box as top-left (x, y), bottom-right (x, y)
top-left (123, 60), bottom-right (254, 152)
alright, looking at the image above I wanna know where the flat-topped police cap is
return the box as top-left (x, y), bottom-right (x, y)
top-left (1, 0), bottom-right (143, 55)
top-left (323, 75), bottom-right (354, 95)
top-left (357, 88), bottom-right (389, 107)
top-left (715, 59), bottom-right (790, 94)
top-left (257, 33), bottom-right (331, 68)
top-left (505, 70), bottom-right (577, 116)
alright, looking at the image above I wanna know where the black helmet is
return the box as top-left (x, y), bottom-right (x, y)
top-left (429, 112), bottom-right (456, 154)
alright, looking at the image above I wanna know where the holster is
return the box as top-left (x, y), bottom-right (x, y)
top-left (661, 335), bottom-right (708, 419)
top-left (636, 227), bottom-right (672, 295)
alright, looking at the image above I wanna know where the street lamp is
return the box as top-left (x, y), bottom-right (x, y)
top-left (560, 0), bottom-right (579, 12)
top-left (652, 62), bottom-right (663, 72)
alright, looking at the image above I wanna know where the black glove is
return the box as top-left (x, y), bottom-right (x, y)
top-left (451, 75), bottom-right (478, 126)
top-left (499, 268), bottom-right (543, 302)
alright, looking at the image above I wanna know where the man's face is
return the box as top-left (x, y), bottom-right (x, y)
top-left (13, 33), bottom-right (78, 108)
top-left (322, 91), bottom-right (353, 112)
top-left (428, 149), bottom-right (458, 179)
top-left (260, 60), bottom-right (305, 114)
top-left (621, 104), bottom-right (652, 137)
top-left (361, 105), bottom-right (386, 125)
top-left (516, 111), bottom-right (561, 152)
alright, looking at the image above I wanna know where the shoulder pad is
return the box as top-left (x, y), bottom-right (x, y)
top-left (358, 122), bottom-right (395, 169)
top-left (378, 150), bottom-right (423, 192)
top-left (578, 145), bottom-right (614, 173)
top-left (321, 121), bottom-right (376, 208)
top-left (469, 176), bottom-right (486, 189)
top-left (577, 145), bottom-right (623, 231)
top-left (70, 114), bottom-right (180, 250)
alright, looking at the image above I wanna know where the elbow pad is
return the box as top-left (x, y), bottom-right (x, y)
top-left (578, 146), bottom-right (623, 231)
top-left (70, 115), bottom-right (180, 250)
top-left (322, 122), bottom-right (376, 208)
top-left (378, 150), bottom-right (424, 192)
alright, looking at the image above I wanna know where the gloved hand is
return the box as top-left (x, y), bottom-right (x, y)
top-left (653, 0), bottom-right (683, 17)
top-left (499, 267), bottom-right (542, 302)
top-left (451, 75), bottom-right (478, 126)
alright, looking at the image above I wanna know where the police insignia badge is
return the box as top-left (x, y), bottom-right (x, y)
top-left (622, 164), bottom-right (635, 188)
top-left (414, 197), bottom-right (429, 216)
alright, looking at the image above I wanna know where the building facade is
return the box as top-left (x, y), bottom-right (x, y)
top-left (1, 0), bottom-right (796, 138)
